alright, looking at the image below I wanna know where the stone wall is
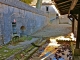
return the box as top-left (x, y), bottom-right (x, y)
top-left (41, 5), bottom-right (57, 20)
top-left (59, 14), bottom-right (71, 24)
top-left (0, 0), bottom-right (49, 44)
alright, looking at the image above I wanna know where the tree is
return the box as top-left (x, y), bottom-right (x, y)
top-left (20, 0), bottom-right (42, 9)
top-left (20, 0), bottom-right (33, 4)
top-left (36, 0), bottom-right (42, 9)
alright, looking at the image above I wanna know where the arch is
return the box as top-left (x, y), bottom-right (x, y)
top-left (20, 26), bottom-right (26, 31)
top-left (20, 26), bottom-right (26, 36)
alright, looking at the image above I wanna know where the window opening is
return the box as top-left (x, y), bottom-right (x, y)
top-left (12, 22), bottom-right (17, 34)
top-left (46, 6), bottom-right (49, 12)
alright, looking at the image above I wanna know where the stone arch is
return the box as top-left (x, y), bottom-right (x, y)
top-left (20, 26), bottom-right (26, 31)
top-left (20, 26), bottom-right (26, 36)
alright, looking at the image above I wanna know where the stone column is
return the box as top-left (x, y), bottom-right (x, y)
top-left (36, 0), bottom-right (42, 9)
top-left (76, 14), bottom-right (80, 49)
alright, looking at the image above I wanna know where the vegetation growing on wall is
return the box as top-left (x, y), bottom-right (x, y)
top-left (20, 0), bottom-right (33, 4)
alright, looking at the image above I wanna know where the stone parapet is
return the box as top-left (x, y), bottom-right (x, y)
top-left (0, 0), bottom-right (48, 17)
top-left (0, 0), bottom-right (49, 44)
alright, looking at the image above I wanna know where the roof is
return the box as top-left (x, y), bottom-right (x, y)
top-left (42, 2), bottom-right (53, 5)
top-left (53, 0), bottom-right (80, 15)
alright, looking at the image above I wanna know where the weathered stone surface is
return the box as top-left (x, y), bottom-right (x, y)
top-left (0, 0), bottom-right (49, 44)
top-left (0, 0), bottom-right (48, 16)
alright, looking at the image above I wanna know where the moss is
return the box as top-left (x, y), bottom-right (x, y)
top-left (14, 40), bottom-right (46, 60)
top-left (15, 45), bottom-right (35, 59)
top-left (27, 36), bottom-right (32, 40)
top-left (24, 46), bottom-right (35, 53)
top-left (25, 47), bottom-right (38, 60)
top-left (8, 36), bottom-right (32, 45)
top-left (0, 46), bottom-right (21, 60)
top-left (19, 36), bottom-right (27, 41)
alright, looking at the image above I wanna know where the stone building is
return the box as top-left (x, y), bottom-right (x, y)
top-left (41, 3), bottom-right (58, 20)
top-left (0, 0), bottom-right (48, 45)
top-left (32, 0), bottom-right (59, 20)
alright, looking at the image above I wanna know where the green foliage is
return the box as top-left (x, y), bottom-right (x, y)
top-left (9, 36), bottom-right (24, 45)
top-left (27, 36), bottom-right (32, 40)
top-left (19, 36), bottom-right (27, 41)
top-left (9, 36), bottom-right (32, 45)
top-left (20, 0), bottom-right (33, 4)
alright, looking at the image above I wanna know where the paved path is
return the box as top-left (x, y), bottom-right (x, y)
top-left (7, 19), bottom-right (72, 49)
top-left (8, 38), bottom-right (39, 49)
top-left (32, 19), bottom-right (72, 37)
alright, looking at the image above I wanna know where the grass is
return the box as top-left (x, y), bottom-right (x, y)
top-left (14, 40), bottom-right (47, 60)
top-left (26, 36), bottom-right (32, 40)
top-left (14, 45), bottom-right (35, 59)
top-left (0, 36), bottom-right (33, 60)
top-left (9, 36), bottom-right (32, 45)
top-left (0, 45), bottom-right (21, 60)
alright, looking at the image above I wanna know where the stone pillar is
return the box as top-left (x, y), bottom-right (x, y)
top-left (36, 0), bottom-right (42, 9)
top-left (74, 19), bottom-right (77, 37)
top-left (76, 14), bottom-right (80, 49)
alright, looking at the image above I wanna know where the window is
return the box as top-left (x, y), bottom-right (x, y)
top-left (56, 14), bottom-right (59, 19)
top-left (46, 6), bottom-right (49, 12)
top-left (12, 22), bottom-right (17, 34)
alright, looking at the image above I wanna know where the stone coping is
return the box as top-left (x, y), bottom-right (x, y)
top-left (0, 0), bottom-right (48, 17)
